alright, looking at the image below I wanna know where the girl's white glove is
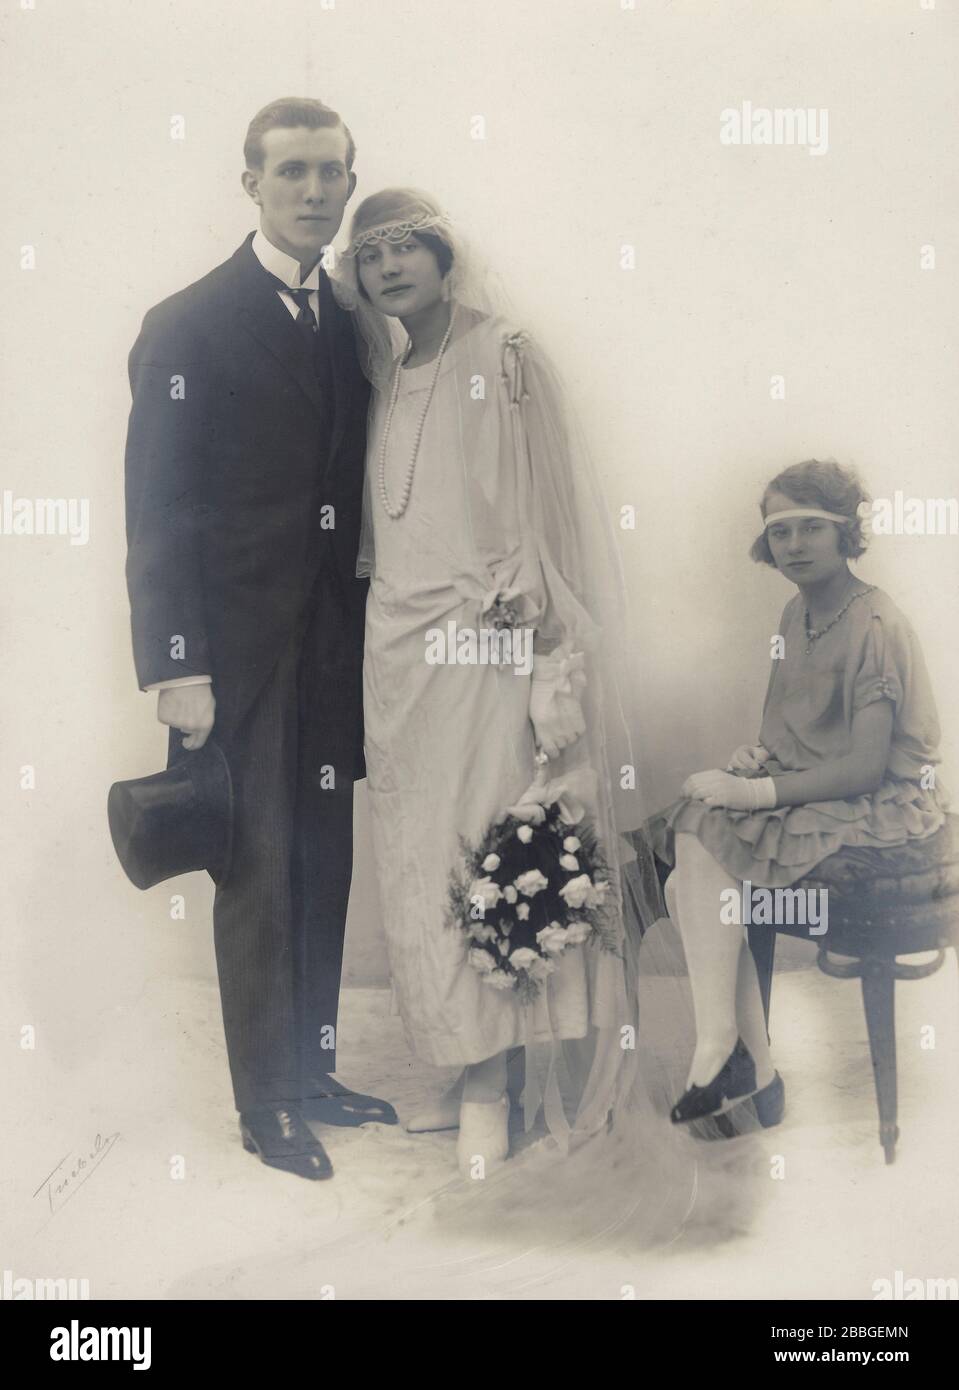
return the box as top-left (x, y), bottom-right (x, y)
top-left (725, 744), bottom-right (770, 772)
top-left (682, 768), bottom-right (777, 812)
top-left (529, 649), bottom-right (586, 760)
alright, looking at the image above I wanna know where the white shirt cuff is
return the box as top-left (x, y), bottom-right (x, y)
top-left (145, 675), bottom-right (213, 691)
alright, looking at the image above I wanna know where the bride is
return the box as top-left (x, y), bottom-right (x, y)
top-left (342, 189), bottom-right (658, 1179)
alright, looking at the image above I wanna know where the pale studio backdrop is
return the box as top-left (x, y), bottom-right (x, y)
top-left (1, 0), bottom-right (956, 1072)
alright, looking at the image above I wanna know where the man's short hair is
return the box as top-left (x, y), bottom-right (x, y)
top-left (244, 98), bottom-right (356, 171)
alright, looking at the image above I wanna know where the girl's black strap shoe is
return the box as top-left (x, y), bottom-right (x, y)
top-left (689, 1071), bottom-right (785, 1140)
top-left (670, 1037), bottom-right (758, 1125)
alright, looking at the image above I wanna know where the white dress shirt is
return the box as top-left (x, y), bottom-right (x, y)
top-left (145, 229), bottom-right (323, 693)
top-left (250, 227), bottom-right (322, 325)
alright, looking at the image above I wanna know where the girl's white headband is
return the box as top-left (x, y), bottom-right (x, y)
top-left (763, 508), bottom-right (850, 528)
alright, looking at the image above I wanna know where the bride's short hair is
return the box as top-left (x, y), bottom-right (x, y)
top-left (348, 189), bottom-right (454, 300)
top-left (749, 459), bottom-right (870, 565)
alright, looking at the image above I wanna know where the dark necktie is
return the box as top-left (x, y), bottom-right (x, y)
top-left (286, 285), bottom-right (318, 335)
top-left (264, 272), bottom-right (331, 417)
top-left (263, 272), bottom-right (319, 353)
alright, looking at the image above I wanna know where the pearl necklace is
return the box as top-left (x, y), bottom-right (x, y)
top-left (804, 583), bottom-right (875, 653)
top-left (377, 305), bottom-right (456, 520)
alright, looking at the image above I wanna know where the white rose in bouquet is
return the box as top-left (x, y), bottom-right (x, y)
top-left (470, 876), bottom-right (502, 912)
top-left (564, 920), bottom-right (591, 945)
top-left (514, 868), bottom-right (548, 897)
top-left (468, 947), bottom-right (497, 974)
top-left (528, 954), bottom-right (557, 981)
top-left (516, 903), bottom-right (530, 921)
top-left (482, 853), bottom-right (501, 872)
top-left (536, 922), bottom-right (568, 955)
top-left (559, 853), bottom-right (580, 872)
top-left (559, 873), bottom-right (592, 910)
top-left (562, 836), bottom-right (581, 853)
top-left (509, 947), bottom-right (541, 971)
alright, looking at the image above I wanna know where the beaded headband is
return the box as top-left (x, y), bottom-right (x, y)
top-left (763, 507), bottom-right (850, 527)
top-left (344, 211), bottom-right (452, 259)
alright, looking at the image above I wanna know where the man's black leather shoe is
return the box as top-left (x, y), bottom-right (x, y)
top-left (239, 1106), bottom-right (334, 1180)
top-left (299, 1075), bottom-right (398, 1128)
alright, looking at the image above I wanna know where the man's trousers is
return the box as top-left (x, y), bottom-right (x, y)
top-left (209, 565), bottom-right (364, 1112)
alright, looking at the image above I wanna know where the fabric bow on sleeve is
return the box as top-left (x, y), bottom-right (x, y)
top-left (501, 330), bottom-right (531, 407)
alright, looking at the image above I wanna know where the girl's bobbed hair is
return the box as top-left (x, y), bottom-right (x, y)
top-left (749, 459), bottom-right (871, 566)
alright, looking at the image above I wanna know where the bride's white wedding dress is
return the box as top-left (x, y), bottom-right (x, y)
top-left (340, 266), bottom-right (703, 1241)
top-left (362, 316), bottom-right (628, 1099)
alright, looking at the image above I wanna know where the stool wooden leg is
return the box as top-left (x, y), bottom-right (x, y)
top-left (747, 924), bottom-right (777, 1037)
top-left (860, 959), bottom-right (899, 1164)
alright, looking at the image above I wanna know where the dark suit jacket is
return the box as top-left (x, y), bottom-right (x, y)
top-left (124, 233), bottom-right (371, 749)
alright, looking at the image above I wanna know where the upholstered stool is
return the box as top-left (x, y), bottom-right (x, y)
top-left (746, 814), bottom-right (959, 1163)
top-left (626, 815), bottom-right (959, 1164)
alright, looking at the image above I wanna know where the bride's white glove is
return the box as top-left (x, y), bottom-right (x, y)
top-left (682, 768), bottom-right (777, 812)
top-left (529, 649), bottom-right (586, 760)
top-left (725, 743), bottom-right (770, 772)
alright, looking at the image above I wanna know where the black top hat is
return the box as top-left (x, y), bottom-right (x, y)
top-left (108, 739), bottom-right (234, 891)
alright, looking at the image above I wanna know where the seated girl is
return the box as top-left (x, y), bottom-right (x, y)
top-left (648, 459), bottom-right (948, 1128)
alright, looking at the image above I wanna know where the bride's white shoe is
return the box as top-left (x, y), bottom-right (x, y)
top-left (456, 1094), bottom-right (510, 1179)
top-left (404, 1094), bottom-right (462, 1133)
top-left (406, 1051), bottom-right (524, 1135)
top-left (404, 1071), bottom-right (465, 1133)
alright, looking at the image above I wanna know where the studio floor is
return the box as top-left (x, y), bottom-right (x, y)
top-left (4, 943), bottom-right (959, 1302)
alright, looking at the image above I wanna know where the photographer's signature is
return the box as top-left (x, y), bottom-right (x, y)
top-left (33, 1132), bottom-right (121, 1214)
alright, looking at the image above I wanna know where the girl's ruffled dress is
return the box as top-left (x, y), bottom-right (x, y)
top-left (648, 587), bottom-right (948, 889)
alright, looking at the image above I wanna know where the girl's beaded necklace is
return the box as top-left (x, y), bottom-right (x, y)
top-left (377, 304), bottom-right (457, 520)
top-left (804, 582), bottom-right (876, 654)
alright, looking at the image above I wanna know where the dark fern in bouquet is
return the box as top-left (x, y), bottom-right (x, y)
top-left (446, 769), bottom-right (621, 1002)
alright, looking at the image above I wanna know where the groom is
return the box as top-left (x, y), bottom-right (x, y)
top-left (124, 97), bottom-right (395, 1181)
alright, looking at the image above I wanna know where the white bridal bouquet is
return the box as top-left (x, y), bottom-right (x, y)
top-left (446, 763), bottom-right (620, 1001)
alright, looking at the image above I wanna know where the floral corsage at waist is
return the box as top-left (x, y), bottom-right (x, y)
top-left (482, 587), bottom-right (536, 631)
top-left (446, 763), bottom-right (620, 1002)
